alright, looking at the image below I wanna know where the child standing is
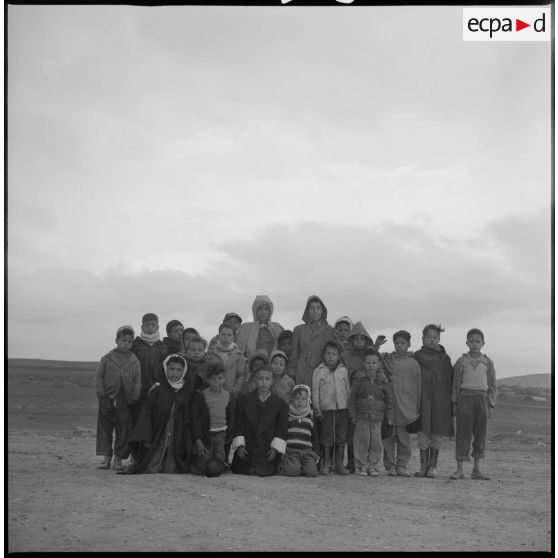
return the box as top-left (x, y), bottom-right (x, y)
top-left (450, 328), bottom-right (497, 480)
top-left (334, 316), bottom-right (354, 351)
top-left (288, 295), bottom-right (337, 388)
top-left (162, 319), bottom-right (184, 355)
top-left (131, 313), bottom-right (167, 411)
top-left (341, 321), bottom-right (374, 381)
top-left (190, 362), bottom-right (232, 476)
top-left (208, 312), bottom-right (243, 348)
top-left (207, 322), bottom-right (247, 398)
top-left (380, 330), bottom-right (421, 477)
top-left (235, 295), bottom-right (284, 361)
top-left (270, 350), bottom-right (295, 405)
top-left (124, 354), bottom-right (192, 474)
top-left (229, 367), bottom-right (289, 476)
top-left (183, 335), bottom-right (210, 388)
top-left (412, 324), bottom-right (454, 478)
top-left (348, 348), bottom-right (393, 476)
top-left (312, 340), bottom-right (351, 475)
top-left (278, 384), bottom-right (320, 477)
top-left (277, 330), bottom-right (293, 362)
top-left (95, 326), bottom-right (141, 471)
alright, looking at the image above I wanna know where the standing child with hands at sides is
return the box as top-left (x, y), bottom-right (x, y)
top-left (96, 326), bottom-right (141, 471)
top-left (412, 324), bottom-right (454, 478)
top-left (278, 384), bottom-right (321, 477)
top-left (380, 331), bottom-right (421, 477)
top-left (190, 362), bottom-right (232, 477)
top-left (270, 350), bottom-right (295, 405)
top-left (348, 347), bottom-right (393, 477)
top-left (229, 367), bottom-right (289, 476)
top-left (312, 340), bottom-right (351, 475)
top-left (289, 295), bottom-right (338, 388)
top-left (450, 328), bottom-right (497, 481)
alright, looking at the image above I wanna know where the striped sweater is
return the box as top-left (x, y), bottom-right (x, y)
top-left (286, 413), bottom-right (314, 450)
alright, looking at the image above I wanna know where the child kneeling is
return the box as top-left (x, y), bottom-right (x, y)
top-left (229, 367), bottom-right (288, 476)
top-left (278, 384), bottom-right (320, 477)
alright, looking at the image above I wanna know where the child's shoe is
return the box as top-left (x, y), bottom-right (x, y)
top-left (471, 471), bottom-right (490, 480)
top-left (113, 456), bottom-right (125, 471)
top-left (98, 456), bottom-right (111, 469)
top-left (358, 468), bottom-right (368, 477)
top-left (368, 467), bottom-right (380, 477)
top-left (425, 449), bottom-right (439, 478)
top-left (386, 467), bottom-right (397, 477)
top-left (396, 466), bottom-right (412, 477)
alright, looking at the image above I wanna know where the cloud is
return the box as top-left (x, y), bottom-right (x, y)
top-left (8, 212), bottom-right (550, 378)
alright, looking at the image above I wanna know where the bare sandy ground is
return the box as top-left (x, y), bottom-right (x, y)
top-left (7, 365), bottom-right (552, 552)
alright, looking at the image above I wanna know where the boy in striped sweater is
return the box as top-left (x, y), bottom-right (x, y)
top-left (278, 384), bottom-right (320, 477)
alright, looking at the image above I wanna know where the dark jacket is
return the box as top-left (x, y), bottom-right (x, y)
top-left (413, 345), bottom-right (454, 437)
top-left (348, 376), bottom-right (394, 422)
top-left (131, 337), bottom-right (167, 405)
top-left (162, 336), bottom-right (183, 355)
top-left (230, 390), bottom-right (289, 477)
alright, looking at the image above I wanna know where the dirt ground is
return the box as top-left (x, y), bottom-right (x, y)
top-left (7, 365), bottom-right (552, 552)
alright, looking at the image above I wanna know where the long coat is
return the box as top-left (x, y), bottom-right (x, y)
top-left (127, 379), bottom-right (192, 473)
top-left (230, 390), bottom-right (289, 476)
top-left (413, 345), bottom-right (454, 437)
top-left (131, 337), bottom-right (167, 409)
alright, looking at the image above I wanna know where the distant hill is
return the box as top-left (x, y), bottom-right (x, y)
top-left (498, 374), bottom-right (551, 388)
top-left (8, 358), bottom-right (97, 371)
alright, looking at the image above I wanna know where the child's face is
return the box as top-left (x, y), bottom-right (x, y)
top-left (292, 390), bottom-right (309, 412)
top-left (167, 362), bottom-right (184, 382)
top-left (207, 372), bottom-right (226, 392)
top-left (351, 335), bottom-right (367, 351)
top-left (278, 338), bottom-right (292, 357)
top-left (335, 322), bottom-right (351, 342)
top-left (270, 356), bottom-right (287, 378)
top-left (363, 355), bottom-right (381, 377)
top-left (423, 329), bottom-right (440, 350)
top-left (466, 333), bottom-right (484, 355)
top-left (188, 341), bottom-right (206, 361)
top-left (307, 301), bottom-right (323, 322)
top-left (323, 346), bottom-right (340, 369)
top-left (169, 325), bottom-right (184, 343)
top-left (393, 337), bottom-right (410, 355)
top-left (219, 327), bottom-right (234, 347)
top-left (116, 334), bottom-right (134, 351)
top-left (142, 320), bottom-right (159, 335)
top-left (256, 304), bottom-right (271, 323)
top-left (255, 369), bottom-right (273, 392)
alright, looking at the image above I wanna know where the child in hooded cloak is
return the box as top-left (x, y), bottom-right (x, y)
top-left (288, 295), bottom-right (338, 389)
top-left (123, 354), bottom-right (192, 474)
top-left (270, 350), bottom-right (295, 405)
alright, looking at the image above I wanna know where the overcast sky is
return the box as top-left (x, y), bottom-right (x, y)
top-left (7, 5), bottom-right (551, 378)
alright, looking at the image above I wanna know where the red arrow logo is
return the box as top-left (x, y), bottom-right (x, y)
top-left (516, 19), bottom-right (530, 31)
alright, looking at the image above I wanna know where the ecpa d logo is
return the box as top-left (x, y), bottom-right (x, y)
top-left (463, 8), bottom-right (550, 41)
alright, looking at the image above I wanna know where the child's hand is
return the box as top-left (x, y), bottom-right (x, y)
top-left (379, 371), bottom-right (388, 384)
top-left (236, 446), bottom-right (248, 459)
top-left (315, 414), bottom-right (323, 422)
top-left (374, 335), bottom-right (387, 347)
top-left (266, 448), bottom-right (278, 462)
top-left (195, 439), bottom-right (207, 457)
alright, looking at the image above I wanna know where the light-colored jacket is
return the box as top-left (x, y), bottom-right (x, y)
top-left (235, 295), bottom-right (284, 361)
top-left (311, 362), bottom-right (350, 415)
top-left (95, 349), bottom-right (141, 405)
top-left (207, 342), bottom-right (247, 395)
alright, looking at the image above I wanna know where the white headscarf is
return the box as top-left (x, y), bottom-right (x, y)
top-left (162, 354), bottom-right (187, 391)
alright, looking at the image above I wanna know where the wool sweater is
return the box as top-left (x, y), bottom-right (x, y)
top-left (452, 353), bottom-right (497, 407)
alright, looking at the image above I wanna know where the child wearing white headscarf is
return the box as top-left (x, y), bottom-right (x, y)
top-left (278, 384), bottom-right (320, 477)
top-left (123, 354), bottom-right (192, 474)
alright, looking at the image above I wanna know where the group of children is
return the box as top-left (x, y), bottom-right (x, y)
top-left (95, 294), bottom-right (497, 481)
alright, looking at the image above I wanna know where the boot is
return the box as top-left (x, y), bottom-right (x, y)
top-left (98, 455), bottom-right (111, 469)
top-left (347, 444), bottom-right (356, 474)
top-left (426, 448), bottom-right (439, 478)
top-left (414, 449), bottom-right (429, 477)
top-left (319, 445), bottom-right (331, 475)
top-left (334, 445), bottom-right (350, 475)
top-left (113, 456), bottom-right (125, 471)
